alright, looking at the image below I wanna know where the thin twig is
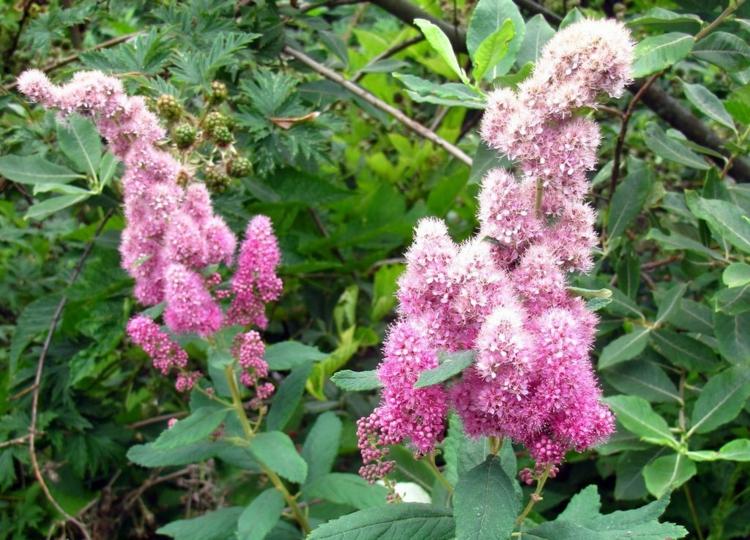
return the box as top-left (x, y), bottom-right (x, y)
top-left (641, 254), bottom-right (682, 270)
top-left (28, 209), bottom-right (114, 540)
top-left (284, 45), bottom-right (472, 166)
top-left (515, 464), bottom-right (553, 531)
top-left (127, 411), bottom-right (188, 430)
top-left (352, 36), bottom-right (424, 83)
top-left (3, 32), bottom-right (140, 92)
top-left (300, 0), bottom-right (364, 12)
top-left (0, 434), bottom-right (32, 449)
top-left (609, 72), bottom-right (661, 200)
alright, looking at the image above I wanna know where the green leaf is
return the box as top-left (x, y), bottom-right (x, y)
top-left (469, 141), bottom-right (512, 185)
top-left (643, 454), bottom-right (696, 498)
top-left (414, 19), bottom-right (469, 84)
top-left (599, 327), bottom-right (651, 369)
top-left (152, 407), bottom-right (229, 450)
top-left (307, 503), bottom-right (455, 540)
top-left (559, 7), bottom-right (584, 28)
top-left (472, 19), bottom-right (515, 82)
top-left (689, 365), bottom-right (750, 435)
top-left (264, 341), bottom-right (327, 371)
top-left (605, 395), bottom-right (679, 448)
top-left (443, 414), bottom-right (492, 487)
top-left (56, 113), bottom-right (102, 176)
top-left (683, 83), bottom-right (735, 130)
top-left (715, 312), bottom-right (750, 364)
top-left (603, 358), bottom-right (681, 403)
top-left (158, 507), bottom-right (242, 540)
top-left (304, 473), bottom-right (388, 509)
top-left (527, 486), bottom-right (687, 539)
top-left (632, 32), bottom-right (693, 78)
top-left (0, 154), bottom-right (81, 185)
top-left (724, 263), bottom-right (750, 287)
top-left (685, 192), bottom-right (750, 253)
top-left (467, 0), bottom-right (525, 78)
top-left (669, 299), bottom-right (714, 334)
top-left (371, 264), bottom-right (404, 321)
top-left (9, 295), bottom-right (61, 375)
top-left (628, 8), bottom-right (702, 33)
top-left (645, 123), bottom-right (709, 170)
top-left (453, 455), bottom-right (519, 539)
top-left (393, 74), bottom-right (486, 108)
top-left (726, 84), bottom-right (750, 124)
top-left (646, 228), bottom-right (723, 260)
top-left (650, 330), bottom-right (719, 372)
top-left (656, 283), bottom-right (687, 324)
top-left (415, 350), bottom-right (474, 388)
top-left (693, 32), bottom-right (750, 71)
top-left (25, 193), bottom-right (91, 220)
top-left (267, 362), bottom-right (313, 431)
top-left (718, 438), bottom-right (750, 461)
top-left (237, 489), bottom-right (284, 540)
top-left (714, 283), bottom-right (750, 315)
top-left (516, 14), bottom-right (554, 66)
top-left (608, 163), bottom-right (652, 238)
top-left (248, 431), bottom-right (307, 484)
top-left (127, 440), bottom-right (222, 468)
top-left (302, 411), bottom-right (343, 485)
top-left (330, 369), bottom-right (382, 391)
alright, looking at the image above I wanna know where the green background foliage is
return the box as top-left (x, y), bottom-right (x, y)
top-left (1, 0), bottom-right (750, 538)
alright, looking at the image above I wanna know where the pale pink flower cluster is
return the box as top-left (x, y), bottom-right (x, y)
top-left (19, 70), bottom-right (283, 393)
top-left (358, 20), bottom-right (632, 478)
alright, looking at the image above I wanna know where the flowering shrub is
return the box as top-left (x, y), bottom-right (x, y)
top-left (3, 0), bottom-right (750, 539)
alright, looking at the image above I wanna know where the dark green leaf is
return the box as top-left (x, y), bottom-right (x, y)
top-left (265, 341), bottom-right (327, 371)
top-left (304, 473), bottom-right (387, 509)
top-left (453, 456), bottom-right (519, 540)
top-left (685, 192), bottom-right (750, 253)
top-left (516, 14), bottom-right (554, 66)
top-left (0, 154), bottom-right (81, 185)
top-left (632, 33), bottom-right (693, 78)
top-left (693, 32), bottom-right (750, 71)
top-left (714, 284), bottom-right (750, 315)
top-left (608, 163), bottom-right (652, 238)
top-left (302, 411), bottom-right (343, 485)
top-left (467, 0), bottom-right (524, 78)
top-left (237, 489), bottom-right (285, 540)
top-left (330, 370), bottom-right (382, 391)
top-left (56, 114), bottom-right (102, 176)
top-left (469, 141), bottom-right (512, 185)
top-left (689, 365), bottom-right (750, 435)
top-left (645, 123), bottom-right (709, 170)
top-left (655, 283), bottom-right (687, 324)
top-left (249, 431), bottom-right (307, 484)
top-left (643, 454), bottom-right (696, 498)
top-left (603, 358), bottom-right (680, 403)
top-left (25, 193), bottom-right (91, 220)
top-left (650, 330), bottom-right (719, 372)
top-left (415, 350), bottom-right (474, 388)
top-left (683, 83), bottom-right (735, 130)
top-left (307, 503), bottom-right (455, 540)
top-left (605, 395), bottom-right (678, 448)
top-left (599, 327), bottom-right (651, 369)
top-left (267, 362), bottom-right (314, 431)
top-left (152, 407), bottom-right (229, 450)
top-left (715, 312), bottom-right (750, 364)
top-left (158, 507), bottom-right (242, 540)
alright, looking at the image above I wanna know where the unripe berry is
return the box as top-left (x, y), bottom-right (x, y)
top-left (212, 125), bottom-right (233, 147)
top-left (204, 111), bottom-right (227, 135)
top-left (174, 124), bottom-right (196, 148)
top-left (227, 157), bottom-right (252, 177)
top-left (210, 81), bottom-right (228, 103)
top-left (156, 94), bottom-right (182, 121)
top-left (204, 167), bottom-right (231, 192)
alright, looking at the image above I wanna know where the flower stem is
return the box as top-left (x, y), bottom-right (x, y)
top-left (534, 178), bottom-right (544, 218)
top-left (427, 452), bottom-right (453, 494)
top-left (223, 365), bottom-right (311, 534)
top-left (515, 464), bottom-right (553, 531)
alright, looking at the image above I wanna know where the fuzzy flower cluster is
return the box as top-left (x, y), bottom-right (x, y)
top-left (19, 70), bottom-right (283, 393)
top-left (358, 19), bottom-right (633, 479)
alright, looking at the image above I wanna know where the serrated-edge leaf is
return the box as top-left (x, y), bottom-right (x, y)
top-left (415, 350), bottom-right (474, 388)
top-left (330, 369), bottom-right (382, 391)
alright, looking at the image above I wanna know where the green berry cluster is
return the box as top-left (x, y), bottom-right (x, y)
top-left (203, 166), bottom-right (231, 192)
top-left (210, 81), bottom-right (228, 103)
top-left (156, 94), bottom-right (182, 121)
top-left (174, 124), bottom-right (196, 149)
top-left (227, 157), bottom-right (252, 178)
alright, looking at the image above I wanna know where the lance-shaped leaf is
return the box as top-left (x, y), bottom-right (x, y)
top-left (414, 19), bottom-right (469, 84)
top-left (605, 395), bottom-right (679, 449)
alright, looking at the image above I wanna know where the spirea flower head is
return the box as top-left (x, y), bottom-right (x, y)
top-left (359, 19), bottom-right (632, 478)
top-left (20, 69), bottom-right (286, 397)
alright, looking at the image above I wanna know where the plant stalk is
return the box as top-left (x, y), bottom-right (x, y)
top-left (515, 464), bottom-right (553, 530)
top-left (223, 365), bottom-right (311, 534)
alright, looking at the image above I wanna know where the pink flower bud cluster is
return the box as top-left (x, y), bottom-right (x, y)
top-left (358, 20), bottom-right (632, 478)
top-left (19, 70), bottom-right (283, 395)
top-left (233, 331), bottom-right (275, 407)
